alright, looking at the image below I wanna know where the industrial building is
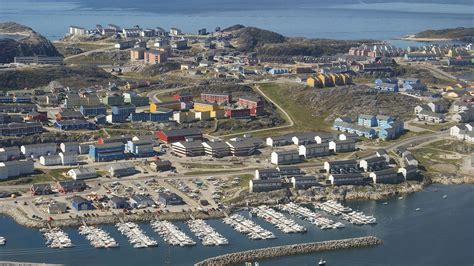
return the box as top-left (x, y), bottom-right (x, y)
top-left (88, 143), bottom-right (125, 162)
top-left (67, 167), bottom-right (98, 180)
top-left (156, 128), bottom-right (202, 143)
top-left (108, 163), bottom-right (136, 177)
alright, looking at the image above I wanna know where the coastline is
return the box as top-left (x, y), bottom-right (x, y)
top-left (400, 35), bottom-right (454, 42)
top-left (2, 178), bottom-right (472, 229)
top-left (194, 236), bottom-right (383, 266)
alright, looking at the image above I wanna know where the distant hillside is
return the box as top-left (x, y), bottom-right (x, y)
top-left (0, 65), bottom-right (120, 89)
top-left (226, 25), bottom-right (376, 56)
top-left (412, 27), bottom-right (474, 42)
top-left (0, 22), bottom-right (62, 63)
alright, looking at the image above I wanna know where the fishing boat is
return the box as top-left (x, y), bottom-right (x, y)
top-left (319, 258), bottom-right (326, 266)
top-left (0, 237), bottom-right (6, 246)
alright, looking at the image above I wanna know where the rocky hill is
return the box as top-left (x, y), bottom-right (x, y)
top-left (412, 27), bottom-right (474, 42)
top-left (226, 25), bottom-right (376, 56)
top-left (0, 65), bottom-right (121, 89)
top-left (280, 84), bottom-right (422, 122)
top-left (0, 22), bottom-right (62, 63)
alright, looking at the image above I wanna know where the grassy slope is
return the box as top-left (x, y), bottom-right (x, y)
top-left (258, 83), bottom-right (331, 134)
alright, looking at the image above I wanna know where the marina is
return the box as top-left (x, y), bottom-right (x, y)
top-left (277, 203), bottom-right (345, 230)
top-left (187, 219), bottom-right (229, 246)
top-left (78, 225), bottom-right (119, 248)
top-left (150, 220), bottom-right (196, 246)
top-left (250, 205), bottom-right (307, 234)
top-left (314, 201), bottom-right (377, 225)
top-left (223, 214), bottom-right (276, 240)
top-left (40, 227), bottom-right (74, 249)
top-left (115, 222), bottom-right (158, 248)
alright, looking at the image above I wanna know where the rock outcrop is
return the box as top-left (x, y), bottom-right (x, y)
top-left (0, 22), bottom-right (62, 63)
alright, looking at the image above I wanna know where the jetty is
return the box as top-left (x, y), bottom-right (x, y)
top-left (194, 236), bottom-right (383, 266)
top-left (314, 201), bottom-right (376, 225)
top-left (116, 222), bottom-right (158, 248)
top-left (223, 214), bottom-right (276, 240)
top-left (250, 205), bottom-right (306, 233)
top-left (40, 227), bottom-right (74, 248)
top-left (150, 220), bottom-right (196, 246)
top-left (277, 203), bottom-right (344, 230)
top-left (78, 225), bottom-right (119, 248)
top-left (187, 219), bottom-right (229, 246)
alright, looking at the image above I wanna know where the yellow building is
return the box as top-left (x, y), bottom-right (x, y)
top-left (340, 73), bottom-right (352, 85)
top-left (307, 77), bottom-right (321, 88)
top-left (194, 101), bottom-right (219, 112)
top-left (150, 101), bottom-right (180, 112)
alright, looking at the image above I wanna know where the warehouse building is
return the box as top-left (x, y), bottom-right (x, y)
top-left (108, 163), bottom-right (136, 177)
top-left (67, 167), bottom-right (97, 180)
top-left (150, 160), bottom-right (172, 172)
top-left (158, 192), bottom-right (184, 206)
top-left (156, 128), bottom-right (202, 143)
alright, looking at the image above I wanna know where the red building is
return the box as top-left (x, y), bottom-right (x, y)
top-left (145, 49), bottom-right (168, 64)
top-left (55, 110), bottom-right (84, 121)
top-left (156, 128), bottom-right (202, 144)
top-left (224, 107), bottom-right (251, 119)
top-left (172, 93), bottom-right (193, 103)
top-left (238, 96), bottom-right (264, 116)
top-left (25, 111), bottom-right (48, 122)
top-left (200, 93), bottom-right (231, 104)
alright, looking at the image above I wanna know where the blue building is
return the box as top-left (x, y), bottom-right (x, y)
top-left (80, 105), bottom-right (107, 117)
top-left (71, 196), bottom-right (93, 211)
top-left (0, 97), bottom-right (14, 103)
top-left (54, 119), bottom-right (95, 130)
top-left (378, 121), bottom-right (405, 140)
top-left (109, 113), bottom-right (129, 123)
top-left (376, 115), bottom-right (394, 127)
top-left (129, 110), bottom-right (172, 122)
top-left (111, 105), bottom-right (136, 116)
top-left (88, 143), bottom-right (125, 162)
top-left (14, 96), bottom-right (32, 103)
top-left (333, 120), bottom-right (377, 138)
top-left (358, 115), bottom-right (377, 127)
top-left (95, 114), bottom-right (106, 125)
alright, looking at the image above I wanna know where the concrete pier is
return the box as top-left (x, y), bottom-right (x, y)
top-left (194, 236), bottom-right (383, 266)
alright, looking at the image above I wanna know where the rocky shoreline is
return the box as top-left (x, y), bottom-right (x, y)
top-left (0, 205), bottom-right (226, 229)
top-left (194, 236), bottom-right (383, 266)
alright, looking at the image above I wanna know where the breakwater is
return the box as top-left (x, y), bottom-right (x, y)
top-left (194, 236), bottom-right (383, 266)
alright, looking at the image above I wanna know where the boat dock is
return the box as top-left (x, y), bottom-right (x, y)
top-left (78, 225), bottom-right (119, 248)
top-left (277, 203), bottom-right (344, 230)
top-left (150, 220), bottom-right (196, 246)
top-left (115, 222), bottom-right (158, 248)
top-left (223, 214), bottom-right (276, 240)
top-left (314, 200), bottom-right (376, 225)
top-left (250, 205), bottom-right (307, 234)
top-left (40, 227), bottom-right (74, 248)
top-left (187, 219), bottom-right (229, 246)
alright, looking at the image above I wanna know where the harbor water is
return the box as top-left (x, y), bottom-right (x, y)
top-left (0, 0), bottom-right (473, 45)
top-left (0, 184), bottom-right (472, 265)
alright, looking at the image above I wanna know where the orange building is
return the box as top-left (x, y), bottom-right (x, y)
top-left (130, 48), bottom-right (146, 61)
top-left (145, 49), bottom-right (168, 64)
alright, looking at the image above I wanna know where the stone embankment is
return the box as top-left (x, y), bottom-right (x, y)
top-left (0, 205), bottom-right (225, 229)
top-left (195, 236), bottom-right (383, 266)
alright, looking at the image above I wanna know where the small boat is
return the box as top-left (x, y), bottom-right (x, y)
top-left (415, 208), bottom-right (421, 211)
top-left (442, 195), bottom-right (448, 199)
top-left (382, 202), bottom-right (388, 205)
top-left (398, 196), bottom-right (403, 200)
top-left (319, 258), bottom-right (327, 266)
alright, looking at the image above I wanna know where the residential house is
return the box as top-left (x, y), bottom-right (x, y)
top-left (270, 150), bottom-right (301, 165)
top-left (249, 179), bottom-right (283, 192)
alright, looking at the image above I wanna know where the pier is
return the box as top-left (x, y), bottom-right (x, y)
top-left (150, 220), bottom-right (196, 246)
top-left (78, 225), bottom-right (119, 248)
top-left (314, 200), bottom-right (376, 225)
top-left (250, 205), bottom-right (306, 233)
top-left (187, 219), bottom-right (229, 246)
top-left (194, 236), bottom-right (383, 266)
top-left (277, 203), bottom-right (344, 230)
top-left (223, 214), bottom-right (276, 240)
top-left (115, 222), bottom-right (158, 248)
